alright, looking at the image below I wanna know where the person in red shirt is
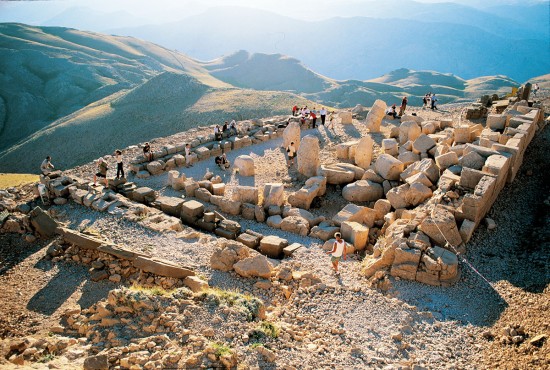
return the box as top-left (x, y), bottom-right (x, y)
top-left (310, 111), bottom-right (317, 128)
top-left (292, 105), bottom-right (298, 116)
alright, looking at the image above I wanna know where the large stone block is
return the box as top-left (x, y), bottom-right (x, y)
top-left (374, 154), bottom-right (404, 181)
top-left (234, 255), bottom-right (273, 279)
top-left (419, 206), bottom-right (463, 247)
top-left (157, 196), bottom-right (185, 217)
top-left (339, 111), bottom-right (353, 124)
top-left (400, 158), bottom-right (439, 183)
top-left (318, 164), bottom-right (355, 185)
top-left (487, 114), bottom-right (506, 130)
top-left (259, 235), bottom-right (289, 258)
top-left (366, 99), bottom-right (386, 132)
top-left (355, 136), bottom-right (374, 169)
top-left (280, 216), bottom-right (310, 236)
top-left (283, 121), bottom-right (301, 150)
top-left (235, 155), bottom-right (255, 176)
top-left (435, 151), bottom-right (459, 170)
top-left (220, 199), bottom-right (242, 216)
top-left (266, 215), bottom-right (283, 229)
top-left (297, 135), bottom-right (320, 177)
top-left (399, 121), bottom-right (422, 144)
top-left (233, 186), bottom-right (259, 204)
top-left (147, 161), bottom-right (165, 176)
top-left (342, 180), bottom-right (384, 202)
top-left (263, 183), bottom-right (285, 208)
top-left (341, 221), bottom-right (369, 250)
top-left (181, 200), bottom-right (204, 219)
top-left (412, 134), bottom-right (436, 154)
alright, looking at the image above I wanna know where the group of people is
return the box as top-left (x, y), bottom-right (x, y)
top-left (292, 105), bottom-right (331, 128)
top-left (215, 120), bottom-right (238, 141)
top-left (386, 96), bottom-right (409, 119)
top-left (422, 93), bottom-right (438, 110)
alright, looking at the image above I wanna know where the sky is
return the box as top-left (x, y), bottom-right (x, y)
top-left (0, 0), bottom-right (542, 25)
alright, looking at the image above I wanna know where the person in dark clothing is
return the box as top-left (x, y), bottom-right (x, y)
top-left (143, 142), bottom-right (153, 161)
top-left (386, 104), bottom-right (398, 119)
top-left (215, 153), bottom-right (230, 170)
top-left (115, 150), bottom-right (124, 179)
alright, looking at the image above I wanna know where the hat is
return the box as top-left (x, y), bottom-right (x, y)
top-left (334, 232), bottom-right (341, 238)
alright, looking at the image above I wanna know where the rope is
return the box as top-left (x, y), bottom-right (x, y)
top-left (428, 204), bottom-right (506, 299)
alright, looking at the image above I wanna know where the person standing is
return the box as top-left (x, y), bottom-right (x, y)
top-left (214, 125), bottom-right (222, 141)
top-left (326, 232), bottom-right (347, 274)
top-left (320, 107), bottom-right (327, 125)
top-left (93, 157), bottom-right (108, 187)
top-left (431, 93), bottom-right (438, 110)
top-left (185, 143), bottom-right (193, 168)
top-left (310, 110), bottom-right (317, 128)
top-left (40, 156), bottom-right (55, 175)
top-left (327, 111), bottom-right (335, 130)
top-left (115, 150), bottom-right (124, 179)
top-left (286, 141), bottom-right (296, 167)
top-left (533, 83), bottom-right (540, 97)
top-left (292, 105), bottom-right (298, 116)
top-left (399, 96), bottom-right (408, 116)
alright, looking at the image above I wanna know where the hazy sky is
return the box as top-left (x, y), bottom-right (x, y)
top-left (0, 0), bottom-right (543, 24)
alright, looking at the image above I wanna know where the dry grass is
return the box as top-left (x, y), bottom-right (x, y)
top-left (0, 173), bottom-right (40, 189)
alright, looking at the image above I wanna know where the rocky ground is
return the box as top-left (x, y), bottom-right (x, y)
top-left (0, 99), bottom-right (548, 369)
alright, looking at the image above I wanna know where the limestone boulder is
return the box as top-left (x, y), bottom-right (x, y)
top-left (309, 222), bottom-right (340, 241)
top-left (235, 155), bottom-right (255, 176)
top-left (399, 118), bottom-right (422, 144)
top-left (168, 170), bottom-right (186, 191)
top-left (342, 180), bottom-right (384, 202)
top-left (412, 134), bottom-right (437, 154)
top-left (386, 184), bottom-right (410, 210)
top-left (318, 164), bottom-right (355, 185)
top-left (459, 151), bottom-right (485, 170)
top-left (400, 158), bottom-right (439, 183)
top-left (375, 154), bottom-right (404, 181)
top-left (234, 255), bottom-right (274, 279)
top-left (435, 152), bottom-right (459, 170)
top-left (259, 235), bottom-right (289, 258)
top-left (280, 216), bottom-right (310, 236)
top-left (355, 135), bottom-right (374, 169)
top-left (419, 206), bottom-right (463, 247)
top-left (263, 183), bottom-right (285, 208)
top-left (366, 99), bottom-right (386, 132)
top-left (266, 215), bottom-right (283, 229)
top-left (147, 161), bottom-right (165, 176)
top-left (283, 121), bottom-right (301, 150)
top-left (341, 221), bottom-right (369, 250)
top-left (232, 186), bottom-right (258, 204)
top-left (210, 241), bottom-right (254, 271)
top-left (297, 135), bottom-right (320, 177)
top-left (405, 183), bottom-right (433, 206)
top-left (339, 111), bottom-right (353, 124)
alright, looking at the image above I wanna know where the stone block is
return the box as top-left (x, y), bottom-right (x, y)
top-left (309, 223), bottom-right (340, 241)
top-left (374, 154), bottom-right (404, 181)
top-left (297, 135), bottom-right (320, 177)
top-left (419, 206), bottom-right (463, 247)
top-left (212, 183), bottom-right (225, 196)
top-left (398, 151), bottom-right (420, 166)
top-left (366, 99), bottom-right (386, 132)
top-left (405, 172), bottom-right (433, 187)
top-left (342, 180), bottom-right (384, 202)
top-left (435, 151), bottom-right (458, 170)
top-left (459, 167), bottom-right (487, 189)
top-left (146, 161), bottom-right (165, 176)
top-left (241, 203), bottom-right (256, 220)
top-left (400, 158), bottom-right (439, 183)
top-left (181, 200), bottom-right (204, 219)
top-left (263, 183), bottom-right (285, 208)
top-left (194, 188), bottom-right (212, 202)
top-left (399, 121), bottom-right (421, 144)
top-left (341, 221), bottom-right (369, 250)
top-left (220, 199), bottom-right (241, 215)
top-left (237, 232), bottom-right (261, 249)
top-left (412, 134), bottom-right (437, 154)
top-left (232, 186), bottom-right (258, 204)
top-left (459, 219), bottom-right (476, 243)
top-left (184, 181), bottom-right (199, 197)
top-left (283, 243), bottom-right (304, 256)
top-left (280, 216), bottom-right (310, 236)
top-left (339, 111), bottom-right (353, 124)
top-left (132, 187), bottom-right (156, 203)
top-left (134, 256), bottom-right (194, 278)
top-left (486, 114), bottom-right (506, 130)
top-left (259, 235), bottom-right (289, 258)
top-left (459, 151), bottom-right (485, 170)
top-left (266, 215), bottom-right (283, 229)
top-left (235, 155), bottom-right (255, 176)
top-left (195, 147), bottom-right (210, 160)
top-left (355, 136), bottom-right (374, 169)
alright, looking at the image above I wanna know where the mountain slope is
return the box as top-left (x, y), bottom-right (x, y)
top-left (0, 23), bottom-right (228, 151)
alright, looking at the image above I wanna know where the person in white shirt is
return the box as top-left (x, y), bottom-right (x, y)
top-left (229, 120), bottom-right (237, 136)
top-left (286, 141), bottom-right (296, 167)
top-left (320, 107), bottom-right (327, 125)
top-left (214, 125), bottom-right (222, 141)
top-left (326, 232), bottom-right (347, 274)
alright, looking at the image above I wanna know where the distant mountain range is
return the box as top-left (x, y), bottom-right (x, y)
top-left (0, 23), bottom-right (542, 173)
top-left (106, 4), bottom-right (549, 82)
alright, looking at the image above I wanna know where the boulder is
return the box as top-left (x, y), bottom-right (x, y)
top-left (398, 151), bottom-right (420, 166)
top-left (309, 222), bottom-right (340, 241)
top-left (339, 111), bottom-right (353, 124)
top-left (183, 276), bottom-right (209, 292)
top-left (405, 183), bottom-right (433, 206)
top-left (234, 255), bottom-right (274, 279)
top-left (263, 183), bottom-right (285, 208)
top-left (355, 135), bottom-right (374, 169)
top-left (266, 215), bottom-right (283, 229)
top-left (341, 221), bottom-right (369, 250)
top-left (366, 99), bottom-right (386, 132)
top-left (459, 151), bottom-right (485, 170)
top-left (318, 164), bottom-right (355, 185)
top-left (283, 121), bottom-right (301, 150)
top-left (259, 235), bottom-right (289, 258)
top-left (399, 118), bottom-right (422, 144)
top-left (382, 138), bottom-right (399, 156)
top-left (374, 154), bottom-right (404, 181)
top-left (83, 355), bottom-right (108, 370)
top-left (232, 186), bottom-right (258, 204)
top-left (400, 158), bottom-right (439, 183)
top-left (133, 256), bottom-right (194, 278)
top-left (342, 180), bottom-right (384, 202)
top-left (386, 184), bottom-right (411, 210)
top-left (412, 134), bottom-right (436, 154)
top-left (210, 241), bottom-right (254, 271)
top-left (220, 199), bottom-right (242, 216)
top-left (435, 152), bottom-right (459, 170)
top-left (168, 170), bottom-right (186, 191)
top-left (146, 161), bottom-right (165, 176)
top-left (235, 155), bottom-right (255, 176)
top-left (280, 216), bottom-right (310, 236)
top-left (297, 135), bottom-right (320, 177)
top-left (419, 206), bottom-right (463, 247)
top-left (30, 207), bottom-right (58, 238)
